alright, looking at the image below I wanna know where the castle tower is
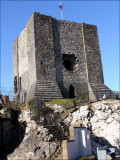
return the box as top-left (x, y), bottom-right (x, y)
top-left (13, 12), bottom-right (114, 103)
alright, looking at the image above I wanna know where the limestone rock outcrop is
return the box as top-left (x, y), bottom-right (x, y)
top-left (64, 99), bottom-right (120, 155)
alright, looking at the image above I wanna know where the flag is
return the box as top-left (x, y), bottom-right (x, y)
top-left (59, 2), bottom-right (63, 9)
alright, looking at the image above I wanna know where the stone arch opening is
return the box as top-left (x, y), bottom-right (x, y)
top-left (69, 85), bottom-right (75, 98)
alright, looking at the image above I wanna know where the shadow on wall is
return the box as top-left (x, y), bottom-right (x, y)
top-left (52, 19), bottom-right (65, 97)
top-left (0, 117), bottom-right (26, 159)
top-left (91, 134), bottom-right (120, 156)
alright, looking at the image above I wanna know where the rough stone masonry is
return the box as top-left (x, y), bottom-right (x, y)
top-left (13, 12), bottom-right (114, 103)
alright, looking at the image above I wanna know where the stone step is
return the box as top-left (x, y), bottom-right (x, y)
top-left (90, 83), bottom-right (114, 100)
top-left (35, 96), bottom-right (62, 99)
top-left (90, 83), bottom-right (107, 86)
top-left (63, 119), bottom-right (70, 125)
top-left (34, 92), bottom-right (62, 95)
top-left (36, 81), bottom-right (58, 83)
top-left (93, 89), bottom-right (114, 92)
top-left (45, 125), bottom-right (69, 141)
top-left (26, 83), bottom-right (36, 103)
top-left (92, 91), bottom-right (114, 95)
top-left (36, 99), bottom-right (61, 102)
top-left (36, 83), bottom-right (59, 85)
top-left (36, 84), bottom-right (59, 86)
top-left (35, 89), bottom-right (60, 91)
top-left (25, 81), bottom-right (63, 102)
top-left (35, 87), bottom-right (60, 90)
top-left (34, 93), bottom-right (62, 96)
top-left (35, 85), bottom-right (60, 88)
top-left (34, 90), bottom-right (61, 93)
top-left (35, 89), bottom-right (61, 92)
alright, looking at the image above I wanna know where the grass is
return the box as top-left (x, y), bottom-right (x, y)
top-left (78, 157), bottom-right (88, 160)
top-left (45, 96), bottom-right (87, 109)
top-left (45, 99), bottom-right (75, 109)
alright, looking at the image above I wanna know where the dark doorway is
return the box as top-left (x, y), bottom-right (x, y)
top-left (69, 85), bottom-right (75, 98)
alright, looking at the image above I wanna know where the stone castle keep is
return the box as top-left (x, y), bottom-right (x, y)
top-left (13, 12), bottom-right (114, 103)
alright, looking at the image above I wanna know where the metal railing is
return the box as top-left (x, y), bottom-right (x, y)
top-left (0, 91), bottom-right (14, 101)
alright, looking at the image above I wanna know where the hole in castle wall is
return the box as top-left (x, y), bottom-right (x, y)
top-left (63, 60), bottom-right (72, 70)
top-left (62, 54), bottom-right (76, 71)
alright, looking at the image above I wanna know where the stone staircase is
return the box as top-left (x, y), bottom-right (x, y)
top-left (26, 81), bottom-right (63, 103)
top-left (45, 100), bottom-right (90, 159)
top-left (90, 83), bottom-right (114, 100)
top-left (55, 107), bottom-right (76, 126)
top-left (46, 106), bottom-right (85, 160)
top-left (25, 82), bottom-right (36, 102)
top-left (34, 81), bottom-right (63, 101)
top-left (45, 125), bottom-right (69, 160)
top-left (45, 125), bottom-right (69, 142)
top-left (51, 145), bottom-right (63, 160)
top-left (45, 108), bottom-right (76, 160)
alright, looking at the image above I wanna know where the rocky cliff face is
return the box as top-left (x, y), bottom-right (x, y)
top-left (0, 117), bottom-right (25, 159)
top-left (1, 99), bottom-right (119, 159)
top-left (7, 110), bottom-right (57, 160)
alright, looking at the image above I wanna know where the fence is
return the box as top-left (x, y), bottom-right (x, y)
top-left (29, 98), bottom-right (43, 124)
top-left (0, 91), bottom-right (14, 101)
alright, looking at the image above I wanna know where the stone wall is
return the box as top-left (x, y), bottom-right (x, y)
top-left (13, 13), bottom-right (36, 101)
top-left (83, 23), bottom-right (104, 84)
top-left (13, 38), bottom-right (18, 94)
top-left (34, 12), bottom-right (56, 81)
top-left (18, 22), bottom-right (28, 92)
top-left (27, 13), bottom-right (36, 86)
top-left (52, 19), bottom-right (89, 98)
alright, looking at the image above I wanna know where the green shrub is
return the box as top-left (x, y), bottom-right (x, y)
top-left (80, 95), bottom-right (87, 101)
top-left (114, 93), bottom-right (119, 99)
top-left (28, 99), bottom-right (42, 123)
top-left (42, 106), bottom-right (54, 115)
top-left (4, 107), bottom-right (12, 117)
top-left (4, 106), bottom-right (21, 120)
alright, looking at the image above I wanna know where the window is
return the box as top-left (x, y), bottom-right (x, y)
top-left (14, 76), bottom-right (17, 93)
top-left (20, 77), bottom-right (21, 91)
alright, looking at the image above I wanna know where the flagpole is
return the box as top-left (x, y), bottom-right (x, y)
top-left (61, 8), bottom-right (63, 20)
top-left (59, 1), bottom-right (63, 20)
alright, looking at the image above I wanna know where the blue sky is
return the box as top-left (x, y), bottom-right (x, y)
top-left (0, 0), bottom-right (119, 97)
